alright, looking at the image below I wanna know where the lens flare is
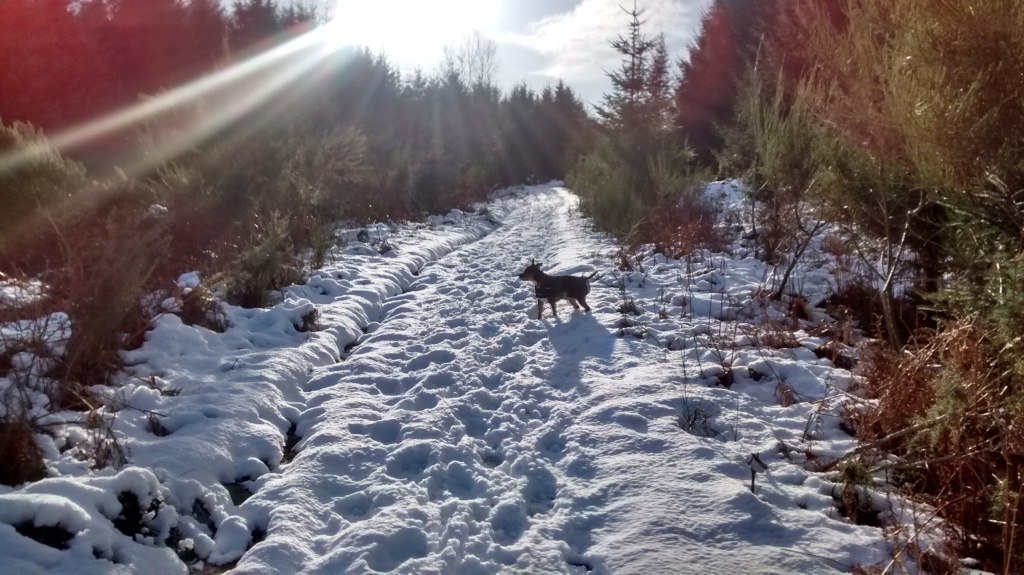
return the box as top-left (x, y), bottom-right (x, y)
top-left (0, 23), bottom-right (351, 180)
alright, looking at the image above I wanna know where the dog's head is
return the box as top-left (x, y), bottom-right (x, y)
top-left (518, 259), bottom-right (543, 283)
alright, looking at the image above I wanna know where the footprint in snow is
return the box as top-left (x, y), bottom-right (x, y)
top-left (522, 465), bottom-right (558, 515)
top-left (498, 353), bottom-right (528, 374)
top-left (480, 448), bottom-right (504, 468)
top-left (538, 431), bottom-right (568, 460)
top-left (454, 406), bottom-right (490, 439)
top-left (477, 372), bottom-right (504, 390)
top-left (395, 392), bottom-right (439, 411)
top-left (478, 323), bottom-right (501, 338)
top-left (614, 412), bottom-right (649, 434)
top-left (349, 419), bottom-right (403, 444)
top-left (446, 317), bottom-right (468, 328)
top-left (490, 501), bottom-right (528, 544)
top-left (406, 349), bottom-right (457, 371)
top-left (517, 329), bottom-right (547, 347)
top-left (422, 371), bottom-right (457, 390)
top-left (335, 491), bottom-right (372, 520)
top-left (384, 442), bottom-right (434, 479)
top-left (375, 379), bottom-right (404, 396)
top-left (443, 461), bottom-right (478, 499)
top-left (364, 527), bottom-right (429, 572)
top-left (423, 330), bottom-right (468, 346)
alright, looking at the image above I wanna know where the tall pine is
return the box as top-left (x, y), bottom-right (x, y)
top-left (673, 0), bottom-right (774, 165)
top-left (596, 1), bottom-right (657, 139)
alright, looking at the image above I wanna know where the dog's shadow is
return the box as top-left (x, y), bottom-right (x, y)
top-left (541, 313), bottom-right (615, 392)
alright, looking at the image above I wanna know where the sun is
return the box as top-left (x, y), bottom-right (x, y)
top-left (329, 0), bottom-right (499, 63)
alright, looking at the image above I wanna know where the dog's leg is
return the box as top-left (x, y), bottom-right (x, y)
top-left (579, 297), bottom-right (591, 312)
top-left (536, 299), bottom-right (544, 320)
top-left (568, 298), bottom-right (580, 310)
top-left (548, 299), bottom-right (558, 318)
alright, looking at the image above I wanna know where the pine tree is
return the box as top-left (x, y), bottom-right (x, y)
top-left (184, 0), bottom-right (229, 77)
top-left (0, 0), bottom-right (116, 130)
top-left (230, 0), bottom-right (281, 54)
top-left (673, 0), bottom-right (782, 165)
top-left (646, 33), bottom-right (674, 132)
top-left (107, 0), bottom-right (190, 95)
top-left (595, 1), bottom-right (658, 137)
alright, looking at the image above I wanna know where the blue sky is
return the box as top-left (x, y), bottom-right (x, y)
top-left (326, 0), bottom-right (712, 107)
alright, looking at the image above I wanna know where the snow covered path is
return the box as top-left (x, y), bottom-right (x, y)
top-left (237, 187), bottom-right (885, 574)
top-left (0, 183), bottom-right (892, 574)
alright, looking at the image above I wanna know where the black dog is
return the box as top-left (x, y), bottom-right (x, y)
top-left (518, 259), bottom-right (597, 320)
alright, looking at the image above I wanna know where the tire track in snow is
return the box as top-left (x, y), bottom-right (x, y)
top-left (58, 191), bottom-right (538, 573)
top-left (238, 188), bottom-right (619, 573)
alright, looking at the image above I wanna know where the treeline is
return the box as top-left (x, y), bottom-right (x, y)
top-left (570, 0), bottom-right (1024, 569)
top-left (1, 1), bottom-right (593, 264)
top-left (0, 0), bottom-right (318, 135)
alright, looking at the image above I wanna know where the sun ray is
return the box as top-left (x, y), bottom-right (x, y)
top-left (0, 23), bottom-right (350, 179)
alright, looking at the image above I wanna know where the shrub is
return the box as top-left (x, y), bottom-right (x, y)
top-left (217, 212), bottom-right (304, 308)
top-left (567, 143), bottom-right (644, 240)
top-left (0, 120), bottom-right (86, 238)
top-left (0, 419), bottom-right (46, 487)
top-left (57, 208), bottom-right (169, 390)
top-left (178, 284), bottom-right (226, 332)
top-left (855, 320), bottom-right (1024, 571)
top-left (411, 154), bottom-right (462, 216)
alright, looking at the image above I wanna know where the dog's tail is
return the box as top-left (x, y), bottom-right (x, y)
top-left (585, 271), bottom-right (599, 281)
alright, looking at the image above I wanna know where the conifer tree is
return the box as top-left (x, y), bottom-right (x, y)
top-left (184, 0), bottom-right (230, 77)
top-left (107, 0), bottom-right (190, 95)
top-left (596, 1), bottom-right (658, 137)
top-left (646, 33), bottom-right (674, 132)
top-left (230, 0), bottom-right (281, 54)
top-left (673, 0), bottom-right (780, 164)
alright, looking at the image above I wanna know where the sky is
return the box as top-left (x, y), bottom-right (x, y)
top-left (328, 0), bottom-right (713, 109)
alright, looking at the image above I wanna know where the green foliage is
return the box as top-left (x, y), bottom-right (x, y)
top-left (0, 120), bottom-right (86, 236)
top-left (275, 125), bottom-right (368, 242)
top-left (596, 5), bottom-right (675, 159)
top-left (217, 212), bottom-right (304, 308)
top-left (648, 147), bottom-right (708, 202)
top-left (566, 139), bottom-right (645, 240)
top-left (723, 69), bottom-right (827, 203)
top-left (575, 5), bottom-right (719, 249)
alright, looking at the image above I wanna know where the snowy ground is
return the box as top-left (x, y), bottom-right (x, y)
top-left (0, 183), bottom-right (897, 574)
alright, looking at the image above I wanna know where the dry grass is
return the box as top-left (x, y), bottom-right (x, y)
top-left (643, 195), bottom-right (725, 259)
top-left (775, 381), bottom-right (797, 407)
top-left (745, 316), bottom-right (801, 350)
top-left (55, 209), bottom-right (167, 388)
top-left (177, 284), bottom-right (226, 332)
top-left (0, 419), bottom-right (46, 487)
top-left (854, 320), bottom-right (1024, 571)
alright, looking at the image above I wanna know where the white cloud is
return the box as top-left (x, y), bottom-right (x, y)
top-left (494, 0), bottom-right (711, 86)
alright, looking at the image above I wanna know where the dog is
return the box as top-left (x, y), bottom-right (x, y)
top-left (518, 259), bottom-right (598, 320)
